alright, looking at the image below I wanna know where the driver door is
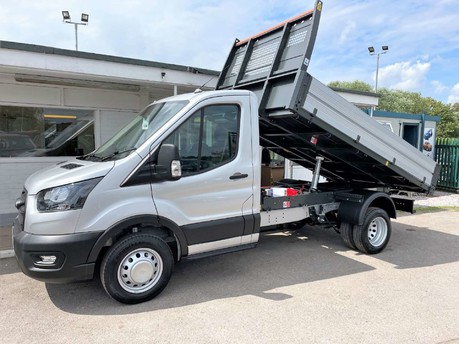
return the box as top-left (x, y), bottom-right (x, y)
top-left (153, 95), bottom-right (255, 254)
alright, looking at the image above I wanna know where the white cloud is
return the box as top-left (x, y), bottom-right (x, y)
top-left (338, 21), bottom-right (357, 45)
top-left (447, 83), bottom-right (459, 104)
top-left (0, 0), bottom-right (458, 103)
top-left (432, 80), bottom-right (447, 94)
top-left (0, 0), bottom-right (307, 69)
top-left (378, 60), bottom-right (431, 91)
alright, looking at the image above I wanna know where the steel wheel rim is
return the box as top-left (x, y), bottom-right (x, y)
top-left (117, 248), bottom-right (163, 294)
top-left (367, 216), bottom-right (387, 247)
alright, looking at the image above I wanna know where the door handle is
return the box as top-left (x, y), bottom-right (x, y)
top-left (229, 172), bottom-right (248, 180)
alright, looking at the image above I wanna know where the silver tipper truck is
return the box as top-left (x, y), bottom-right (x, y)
top-left (13, 1), bottom-right (440, 304)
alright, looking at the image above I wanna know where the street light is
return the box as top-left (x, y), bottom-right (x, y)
top-left (62, 11), bottom-right (89, 51)
top-left (368, 45), bottom-right (389, 92)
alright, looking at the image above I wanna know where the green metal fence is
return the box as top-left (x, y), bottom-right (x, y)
top-left (435, 138), bottom-right (459, 191)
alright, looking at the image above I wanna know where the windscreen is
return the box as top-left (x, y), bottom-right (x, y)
top-left (85, 100), bottom-right (188, 161)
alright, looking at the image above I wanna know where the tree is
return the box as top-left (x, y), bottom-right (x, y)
top-left (377, 88), bottom-right (427, 114)
top-left (328, 80), bottom-right (373, 92)
top-left (327, 80), bottom-right (459, 138)
top-left (437, 103), bottom-right (459, 137)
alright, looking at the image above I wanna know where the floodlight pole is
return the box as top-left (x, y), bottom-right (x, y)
top-left (62, 12), bottom-right (89, 51)
top-left (368, 46), bottom-right (389, 93)
top-left (74, 23), bottom-right (79, 51)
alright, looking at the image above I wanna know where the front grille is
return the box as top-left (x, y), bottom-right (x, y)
top-left (16, 189), bottom-right (27, 231)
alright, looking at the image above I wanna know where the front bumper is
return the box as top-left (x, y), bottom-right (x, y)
top-left (13, 218), bottom-right (102, 283)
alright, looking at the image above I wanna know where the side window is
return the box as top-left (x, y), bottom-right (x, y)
top-left (163, 104), bottom-right (239, 176)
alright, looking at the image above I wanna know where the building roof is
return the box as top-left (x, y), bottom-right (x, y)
top-left (330, 86), bottom-right (379, 108)
top-left (373, 110), bottom-right (441, 122)
top-left (330, 86), bottom-right (380, 98)
top-left (0, 40), bottom-right (220, 99)
top-left (0, 40), bottom-right (220, 76)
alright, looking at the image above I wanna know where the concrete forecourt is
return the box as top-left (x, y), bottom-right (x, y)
top-left (1, 209), bottom-right (458, 344)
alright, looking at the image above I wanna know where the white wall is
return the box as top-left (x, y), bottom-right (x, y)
top-left (0, 109), bottom-right (138, 225)
top-left (0, 77), bottom-right (145, 225)
top-left (335, 91), bottom-right (379, 107)
top-left (0, 44), bottom-right (218, 227)
top-left (0, 74), bottom-right (144, 110)
top-left (0, 47), bottom-right (217, 91)
top-left (0, 157), bottom-right (64, 223)
top-left (97, 110), bottom-right (138, 146)
top-left (284, 159), bottom-right (327, 183)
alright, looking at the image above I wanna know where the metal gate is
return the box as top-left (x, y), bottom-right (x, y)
top-left (436, 138), bottom-right (459, 191)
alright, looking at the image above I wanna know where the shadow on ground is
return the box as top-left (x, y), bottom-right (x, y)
top-left (379, 220), bottom-right (459, 269)
top-left (38, 219), bottom-right (458, 315)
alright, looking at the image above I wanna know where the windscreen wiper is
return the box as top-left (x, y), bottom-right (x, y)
top-left (101, 148), bottom-right (137, 161)
top-left (78, 153), bottom-right (102, 161)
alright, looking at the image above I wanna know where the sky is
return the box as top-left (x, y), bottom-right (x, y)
top-left (0, 0), bottom-right (459, 104)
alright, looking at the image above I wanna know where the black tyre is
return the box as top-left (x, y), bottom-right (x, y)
top-left (100, 233), bottom-right (174, 304)
top-left (353, 207), bottom-right (391, 254)
top-left (339, 222), bottom-right (356, 249)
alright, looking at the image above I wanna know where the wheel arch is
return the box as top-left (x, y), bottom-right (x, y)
top-left (87, 215), bottom-right (188, 263)
top-left (337, 191), bottom-right (396, 226)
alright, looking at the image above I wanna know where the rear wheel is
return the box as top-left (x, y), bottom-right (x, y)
top-left (353, 207), bottom-right (391, 254)
top-left (339, 222), bottom-right (356, 249)
top-left (100, 233), bottom-right (173, 304)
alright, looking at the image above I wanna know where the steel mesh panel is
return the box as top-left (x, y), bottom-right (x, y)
top-left (243, 39), bottom-right (280, 79)
top-left (287, 29), bottom-right (307, 47)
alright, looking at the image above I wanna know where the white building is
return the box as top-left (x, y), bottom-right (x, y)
top-left (0, 40), bottom-right (218, 227)
top-left (0, 41), bottom-right (384, 228)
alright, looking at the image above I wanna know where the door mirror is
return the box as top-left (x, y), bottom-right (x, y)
top-left (157, 144), bottom-right (181, 181)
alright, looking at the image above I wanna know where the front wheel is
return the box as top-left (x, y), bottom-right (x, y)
top-left (352, 207), bottom-right (391, 254)
top-left (100, 233), bottom-right (174, 304)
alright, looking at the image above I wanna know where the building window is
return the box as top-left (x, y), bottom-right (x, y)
top-left (0, 106), bottom-right (94, 157)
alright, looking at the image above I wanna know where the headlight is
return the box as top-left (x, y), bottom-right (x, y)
top-left (37, 177), bottom-right (102, 212)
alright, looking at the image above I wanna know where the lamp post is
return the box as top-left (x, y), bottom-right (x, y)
top-left (368, 45), bottom-right (389, 92)
top-left (62, 11), bottom-right (89, 51)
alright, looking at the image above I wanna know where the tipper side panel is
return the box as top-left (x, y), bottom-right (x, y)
top-left (216, 0), bottom-right (322, 117)
top-left (266, 75), bottom-right (440, 192)
top-left (216, 0), bottom-right (440, 193)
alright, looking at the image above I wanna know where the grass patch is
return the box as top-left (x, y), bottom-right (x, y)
top-left (413, 206), bottom-right (459, 214)
top-left (397, 206), bottom-right (459, 216)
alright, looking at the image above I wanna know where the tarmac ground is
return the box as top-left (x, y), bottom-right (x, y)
top-left (0, 211), bottom-right (458, 343)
